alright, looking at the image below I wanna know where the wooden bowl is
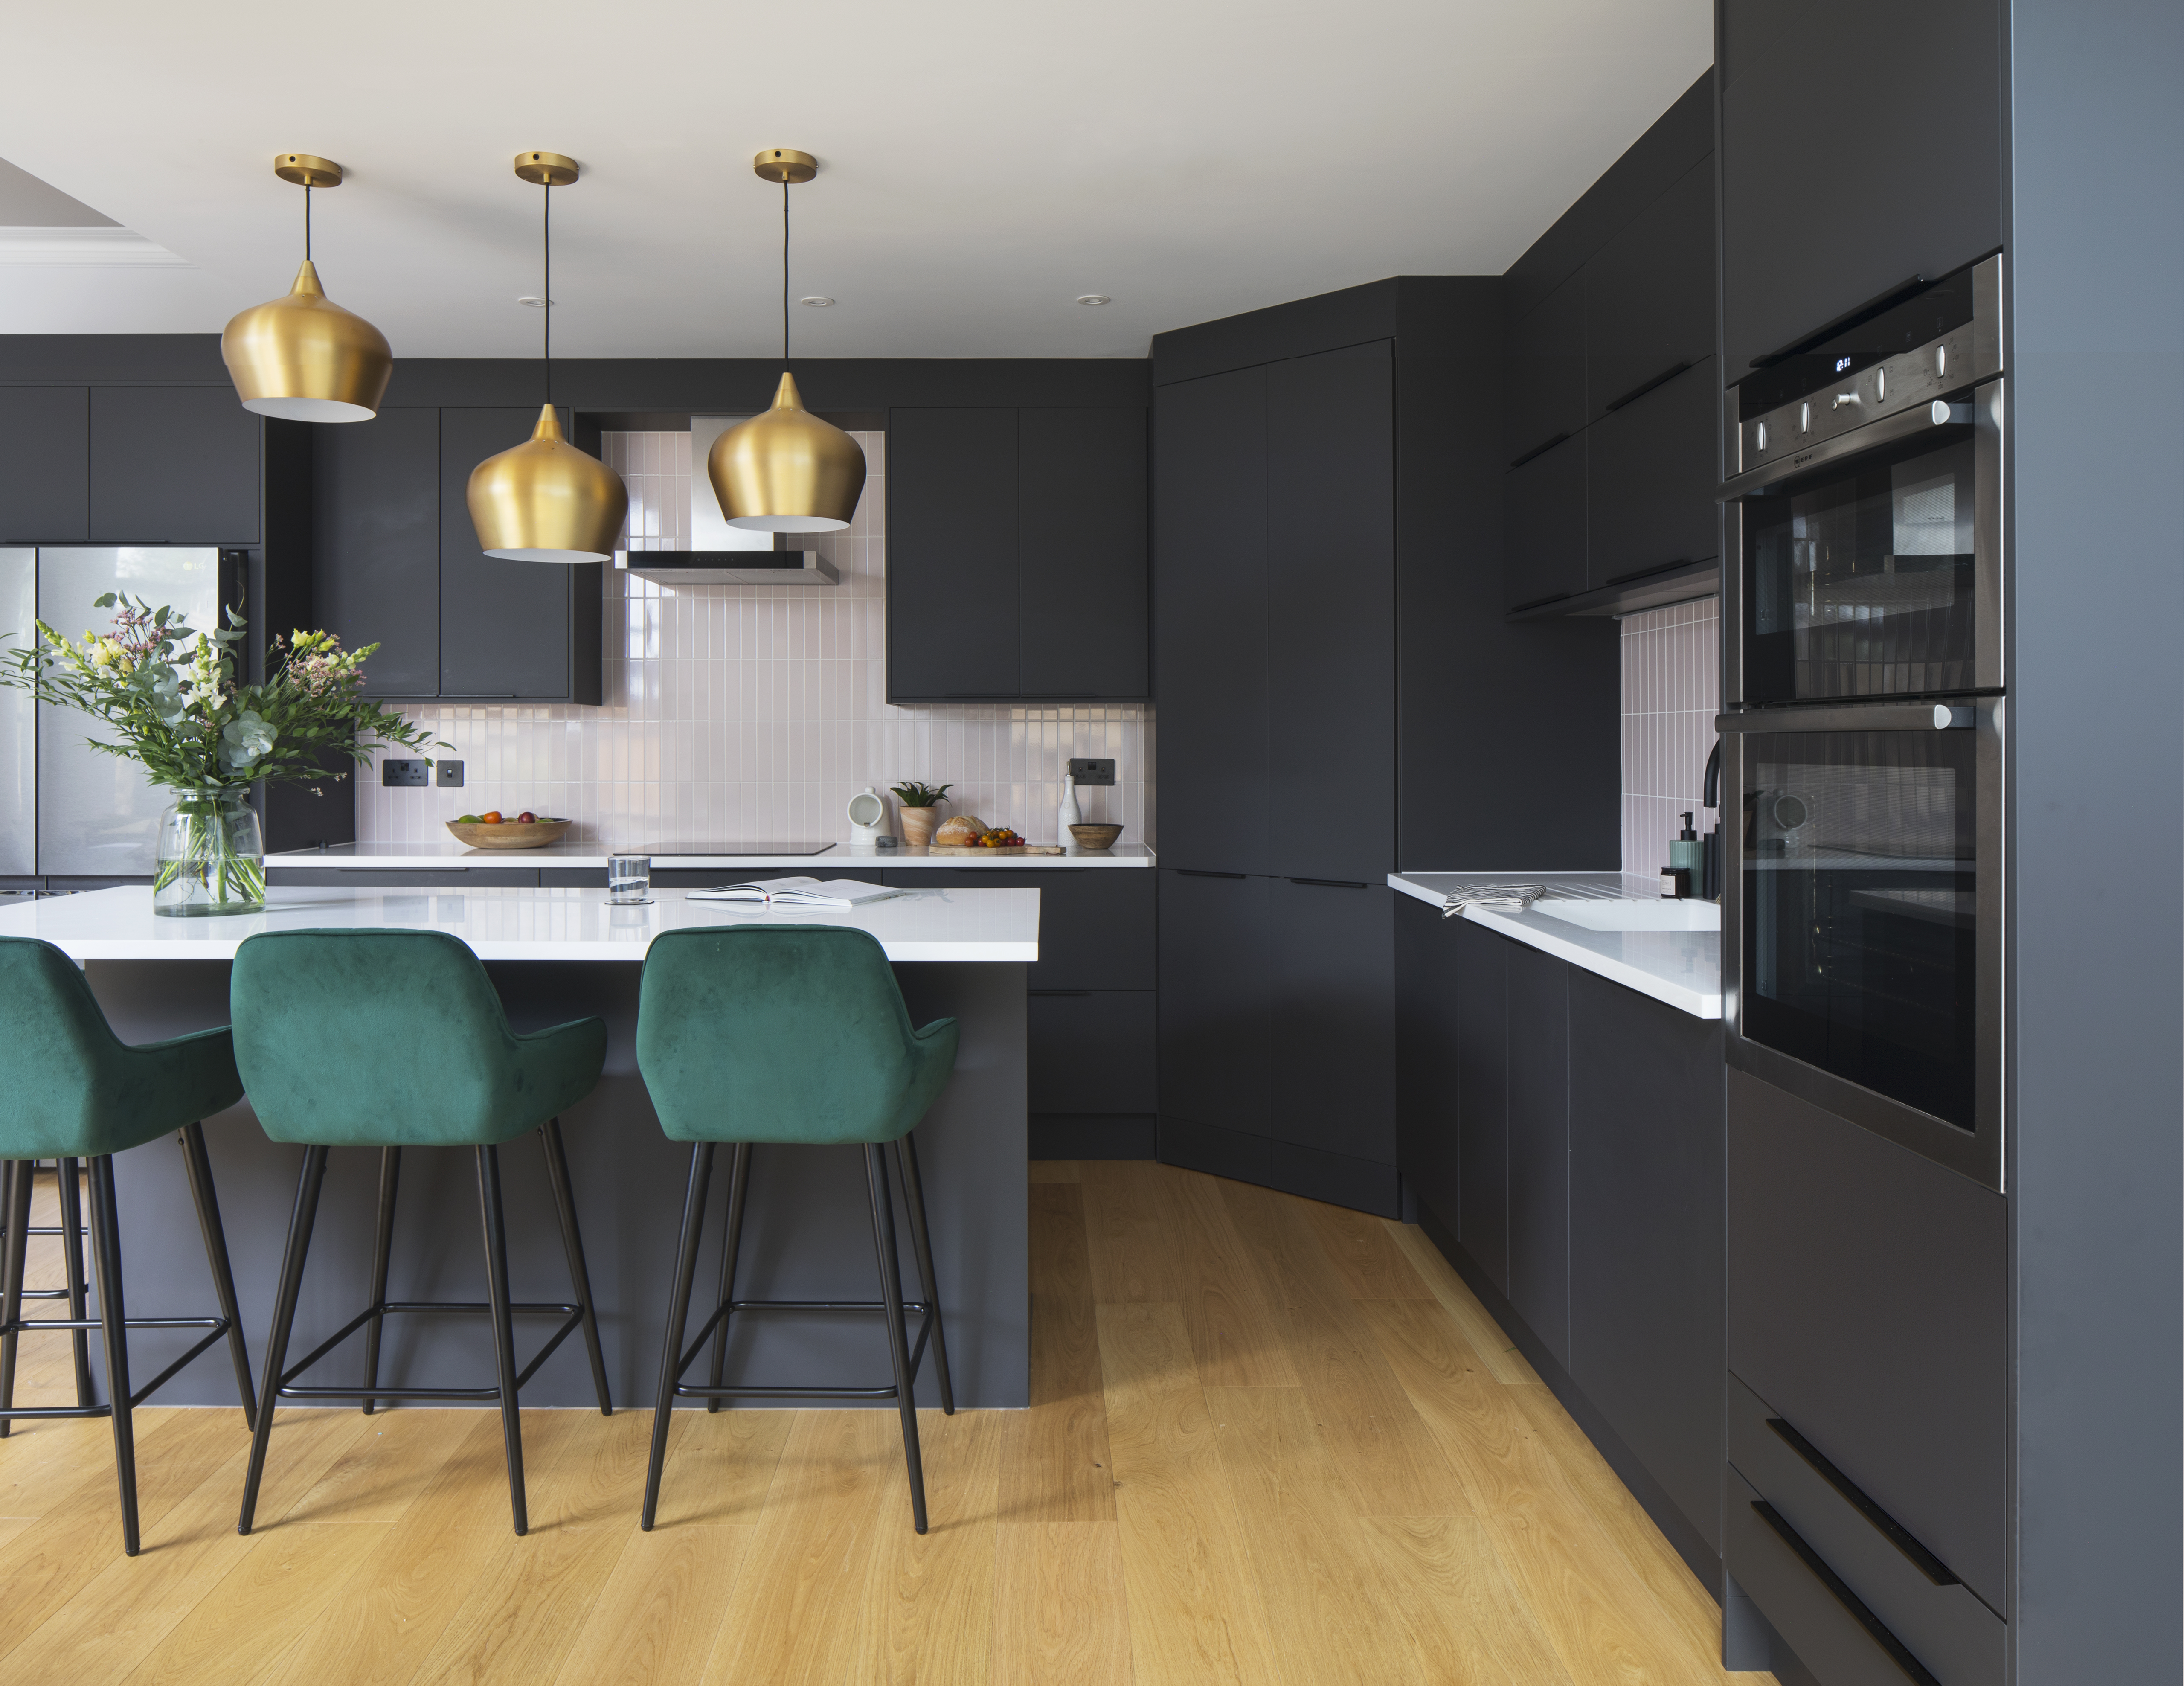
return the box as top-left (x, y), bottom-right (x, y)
top-left (445, 819), bottom-right (573, 850)
top-left (1069, 823), bottom-right (1124, 850)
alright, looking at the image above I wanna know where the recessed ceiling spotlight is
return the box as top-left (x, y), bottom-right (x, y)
top-left (1076, 294), bottom-right (1111, 306)
top-left (517, 296), bottom-right (552, 308)
top-left (799, 295), bottom-right (835, 307)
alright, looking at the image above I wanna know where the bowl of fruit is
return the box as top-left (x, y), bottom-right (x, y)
top-left (445, 811), bottom-right (573, 850)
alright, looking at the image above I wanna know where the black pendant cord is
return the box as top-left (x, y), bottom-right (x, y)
top-left (542, 183), bottom-right (553, 407)
top-left (781, 178), bottom-right (791, 369)
top-left (302, 184), bottom-right (311, 263)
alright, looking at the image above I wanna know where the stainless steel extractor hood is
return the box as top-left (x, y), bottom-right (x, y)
top-left (617, 413), bottom-right (841, 586)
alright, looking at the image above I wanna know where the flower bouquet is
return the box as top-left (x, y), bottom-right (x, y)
top-left (1, 594), bottom-right (445, 915)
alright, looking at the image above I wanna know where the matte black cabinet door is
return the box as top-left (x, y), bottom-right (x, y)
top-left (1453, 921), bottom-right (1510, 1294)
top-left (1504, 433), bottom-right (1587, 610)
top-left (1018, 407), bottom-right (1147, 699)
top-left (438, 407), bottom-right (590, 702)
top-left (887, 407), bottom-right (1019, 701)
top-left (1505, 943), bottom-right (1570, 1369)
top-left (89, 387), bottom-right (260, 544)
top-left (0, 387), bottom-right (88, 541)
top-left (1584, 357), bottom-right (1720, 590)
top-left (1150, 368), bottom-right (1269, 873)
top-left (1585, 160), bottom-right (1716, 425)
top-left (1395, 895), bottom-right (1463, 1235)
top-left (884, 867), bottom-right (1155, 991)
top-left (1569, 972), bottom-right (1725, 1555)
top-left (314, 407), bottom-right (441, 698)
top-left (1156, 869), bottom-right (1273, 1136)
top-left (1267, 878), bottom-right (1396, 1165)
top-left (1720, 0), bottom-right (2004, 378)
top-left (1029, 991), bottom-right (1157, 1113)
top-left (1266, 343), bottom-right (1395, 882)
top-left (1506, 272), bottom-right (1587, 465)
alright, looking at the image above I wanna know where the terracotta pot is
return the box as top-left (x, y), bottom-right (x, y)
top-left (899, 806), bottom-right (941, 847)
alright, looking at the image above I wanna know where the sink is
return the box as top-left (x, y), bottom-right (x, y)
top-left (1531, 898), bottom-right (1720, 933)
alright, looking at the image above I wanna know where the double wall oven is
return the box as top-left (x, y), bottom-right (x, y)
top-left (1719, 255), bottom-right (2005, 1191)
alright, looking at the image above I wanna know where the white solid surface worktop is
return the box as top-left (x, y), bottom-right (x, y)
top-left (268, 841), bottom-right (1155, 871)
top-left (1389, 871), bottom-right (1721, 1019)
top-left (0, 884), bottom-right (1041, 964)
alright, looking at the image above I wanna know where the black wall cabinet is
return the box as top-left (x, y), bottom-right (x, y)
top-left (1585, 159), bottom-right (1715, 425)
top-left (887, 405), bottom-right (1148, 703)
top-left (1719, 0), bottom-right (2005, 380)
top-left (1584, 357), bottom-right (1720, 590)
top-left (90, 387), bottom-right (261, 545)
top-left (0, 387), bottom-right (89, 542)
top-left (1506, 272), bottom-right (1587, 464)
top-left (1504, 433), bottom-right (1587, 610)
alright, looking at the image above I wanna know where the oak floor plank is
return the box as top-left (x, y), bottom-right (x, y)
top-left (1000, 1183), bottom-right (1114, 1523)
top-left (1358, 1514), bottom-right (1584, 1686)
top-left (641, 1406), bottom-right (796, 1529)
top-left (409, 1520), bottom-right (627, 1686)
top-left (1026, 1161), bottom-right (1081, 1183)
top-left (268, 1404), bottom-right (482, 1527)
top-left (1154, 1166), bottom-right (1299, 1387)
top-left (1381, 1219), bottom-right (1543, 1385)
top-left (858, 1407), bottom-right (1004, 1684)
top-left (1097, 1302), bottom-right (1282, 1686)
top-left (551, 1521), bottom-right (753, 1686)
top-left (990, 1522), bottom-right (1133, 1685)
top-left (1078, 1161), bottom-right (1187, 1304)
top-left (1301, 1201), bottom-right (1436, 1302)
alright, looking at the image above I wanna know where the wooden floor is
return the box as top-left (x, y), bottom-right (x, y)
top-left (0, 1161), bottom-right (1770, 1685)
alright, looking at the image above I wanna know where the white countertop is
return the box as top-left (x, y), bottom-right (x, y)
top-left (1390, 871), bottom-right (1721, 1020)
top-left (267, 841), bottom-right (1155, 871)
top-left (0, 884), bottom-right (1040, 964)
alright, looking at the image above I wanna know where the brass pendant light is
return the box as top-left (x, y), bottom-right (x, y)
top-left (221, 155), bottom-right (393, 422)
top-left (466, 152), bottom-right (628, 563)
top-left (708, 149), bottom-right (867, 533)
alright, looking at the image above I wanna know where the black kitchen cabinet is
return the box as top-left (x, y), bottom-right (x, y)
top-left (882, 866), bottom-right (1153, 992)
top-left (1150, 368), bottom-right (1269, 874)
top-left (1504, 433), bottom-right (1587, 610)
top-left (1583, 357), bottom-right (1719, 590)
top-left (1266, 345), bottom-right (1396, 881)
top-left (1569, 969), bottom-right (1725, 1556)
top-left (1267, 877), bottom-right (1397, 1166)
top-left (0, 387), bottom-right (88, 541)
top-left (1506, 272), bottom-right (1587, 465)
top-left (436, 407), bottom-right (602, 704)
top-left (887, 405), bottom-right (1148, 704)
top-left (1156, 870), bottom-right (1272, 1138)
top-left (314, 407), bottom-right (441, 698)
top-left (1719, 0), bottom-right (2005, 379)
top-left (886, 407), bottom-right (1020, 700)
top-left (1029, 991), bottom-right (1157, 1114)
top-left (1394, 893), bottom-right (1463, 1238)
top-left (90, 387), bottom-right (260, 544)
top-left (1506, 942), bottom-right (1570, 1369)
top-left (1019, 407), bottom-right (1148, 699)
top-left (1453, 918), bottom-right (1510, 1291)
top-left (1585, 160), bottom-right (1715, 425)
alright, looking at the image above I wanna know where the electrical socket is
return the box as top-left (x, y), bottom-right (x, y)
top-left (1067, 758), bottom-right (1116, 787)
top-left (437, 760), bottom-right (465, 788)
top-left (380, 759), bottom-right (430, 788)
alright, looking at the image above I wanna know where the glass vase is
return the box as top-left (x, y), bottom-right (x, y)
top-left (154, 790), bottom-right (266, 917)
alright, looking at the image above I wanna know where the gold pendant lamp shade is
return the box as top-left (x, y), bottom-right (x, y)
top-left (467, 153), bottom-right (628, 564)
top-left (221, 156), bottom-right (392, 423)
top-left (707, 149), bottom-right (867, 533)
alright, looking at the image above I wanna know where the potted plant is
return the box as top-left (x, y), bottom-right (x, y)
top-left (1, 593), bottom-right (445, 916)
top-left (889, 781), bottom-right (952, 848)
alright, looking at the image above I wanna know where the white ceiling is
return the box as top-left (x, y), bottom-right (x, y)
top-left (0, 1), bottom-right (1709, 358)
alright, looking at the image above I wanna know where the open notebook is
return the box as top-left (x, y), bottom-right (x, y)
top-left (686, 876), bottom-right (909, 907)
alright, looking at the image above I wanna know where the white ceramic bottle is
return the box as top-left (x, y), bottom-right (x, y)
top-left (1057, 773), bottom-right (1082, 843)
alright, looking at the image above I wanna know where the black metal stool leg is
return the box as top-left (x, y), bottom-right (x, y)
top-left (476, 1145), bottom-right (528, 1536)
top-left (0, 1160), bottom-right (26, 1438)
top-left (362, 1146), bottom-right (401, 1417)
top-left (642, 1142), bottom-right (714, 1531)
top-left (892, 1133), bottom-right (954, 1414)
top-left (704, 1142), bottom-right (752, 1414)
top-left (177, 1124), bottom-right (256, 1430)
top-left (57, 1157), bottom-right (96, 1411)
top-left (240, 1145), bottom-right (327, 1536)
top-left (539, 1119), bottom-right (612, 1416)
top-left (865, 1145), bottom-right (928, 1535)
top-left (85, 1155), bottom-right (139, 1556)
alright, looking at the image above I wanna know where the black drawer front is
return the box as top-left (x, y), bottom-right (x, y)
top-left (266, 867), bottom-right (541, 887)
top-left (1028, 990), bottom-right (1156, 1114)
top-left (1728, 1379), bottom-right (2004, 1686)
top-left (642, 868), bottom-right (886, 890)
top-left (884, 868), bottom-right (1154, 990)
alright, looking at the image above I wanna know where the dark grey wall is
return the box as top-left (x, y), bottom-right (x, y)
top-left (2008, 0), bottom-right (2184, 1678)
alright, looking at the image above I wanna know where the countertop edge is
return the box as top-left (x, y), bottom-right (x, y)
top-left (269, 849), bottom-right (1155, 871)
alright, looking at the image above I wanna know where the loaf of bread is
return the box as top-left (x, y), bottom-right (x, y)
top-left (933, 814), bottom-right (989, 846)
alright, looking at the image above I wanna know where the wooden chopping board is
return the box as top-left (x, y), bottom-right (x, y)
top-left (926, 845), bottom-right (1066, 855)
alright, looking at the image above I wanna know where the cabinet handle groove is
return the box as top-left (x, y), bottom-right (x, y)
top-left (1750, 1501), bottom-right (1940, 1686)
top-left (1603, 360), bottom-right (1695, 414)
top-left (1507, 431), bottom-right (1571, 470)
top-left (1175, 869), bottom-right (1246, 880)
top-left (1764, 1418), bottom-right (1960, 1586)
top-left (1028, 989), bottom-right (1092, 997)
top-left (1287, 877), bottom-right (1369, 890)
top-left (1604, 557), bottom-right (1697, 587)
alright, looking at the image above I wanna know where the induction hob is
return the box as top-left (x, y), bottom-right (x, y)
top-left (638, 841), bottom-right (837, 856)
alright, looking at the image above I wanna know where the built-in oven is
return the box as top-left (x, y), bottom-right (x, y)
top-left (1718, 255), bottom-right (2006, 1192)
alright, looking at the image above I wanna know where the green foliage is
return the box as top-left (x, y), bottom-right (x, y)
top-left (0, 593), bottom-right (449, 794)
top-left (889, 781), bottom-right (952, 808)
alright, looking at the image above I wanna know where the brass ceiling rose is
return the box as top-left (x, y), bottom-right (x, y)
top-left (221, 155), bottom-right (391, 422)
top-left (468, 404), bottom-right (628, 562)
top-left (514, 151), bottom-right (580, 187)
top-left (752, 148), bottom-right (817, 185)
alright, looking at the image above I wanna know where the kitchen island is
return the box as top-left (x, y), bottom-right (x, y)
top-left (0, 884), bottom-right (1036, 1410)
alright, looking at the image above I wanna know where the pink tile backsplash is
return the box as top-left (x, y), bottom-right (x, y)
top-left (1621, 597), bottom-right (1720, 875)
top-left (354, 430), bottom-right (1154, 849)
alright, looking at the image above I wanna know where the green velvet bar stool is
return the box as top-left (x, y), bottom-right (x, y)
top-left (636, 924), bottom-right (959, 1535)
top-left (228, 929), bottom-right (613, 1538)
top-left (0, 936), bottom-right (258, 1557)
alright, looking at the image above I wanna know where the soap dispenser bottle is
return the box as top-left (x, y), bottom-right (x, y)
top-left (1057, 773), bottom-right (1082, 843)
top-left (1666, 812), bottom-right (1701, 898)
